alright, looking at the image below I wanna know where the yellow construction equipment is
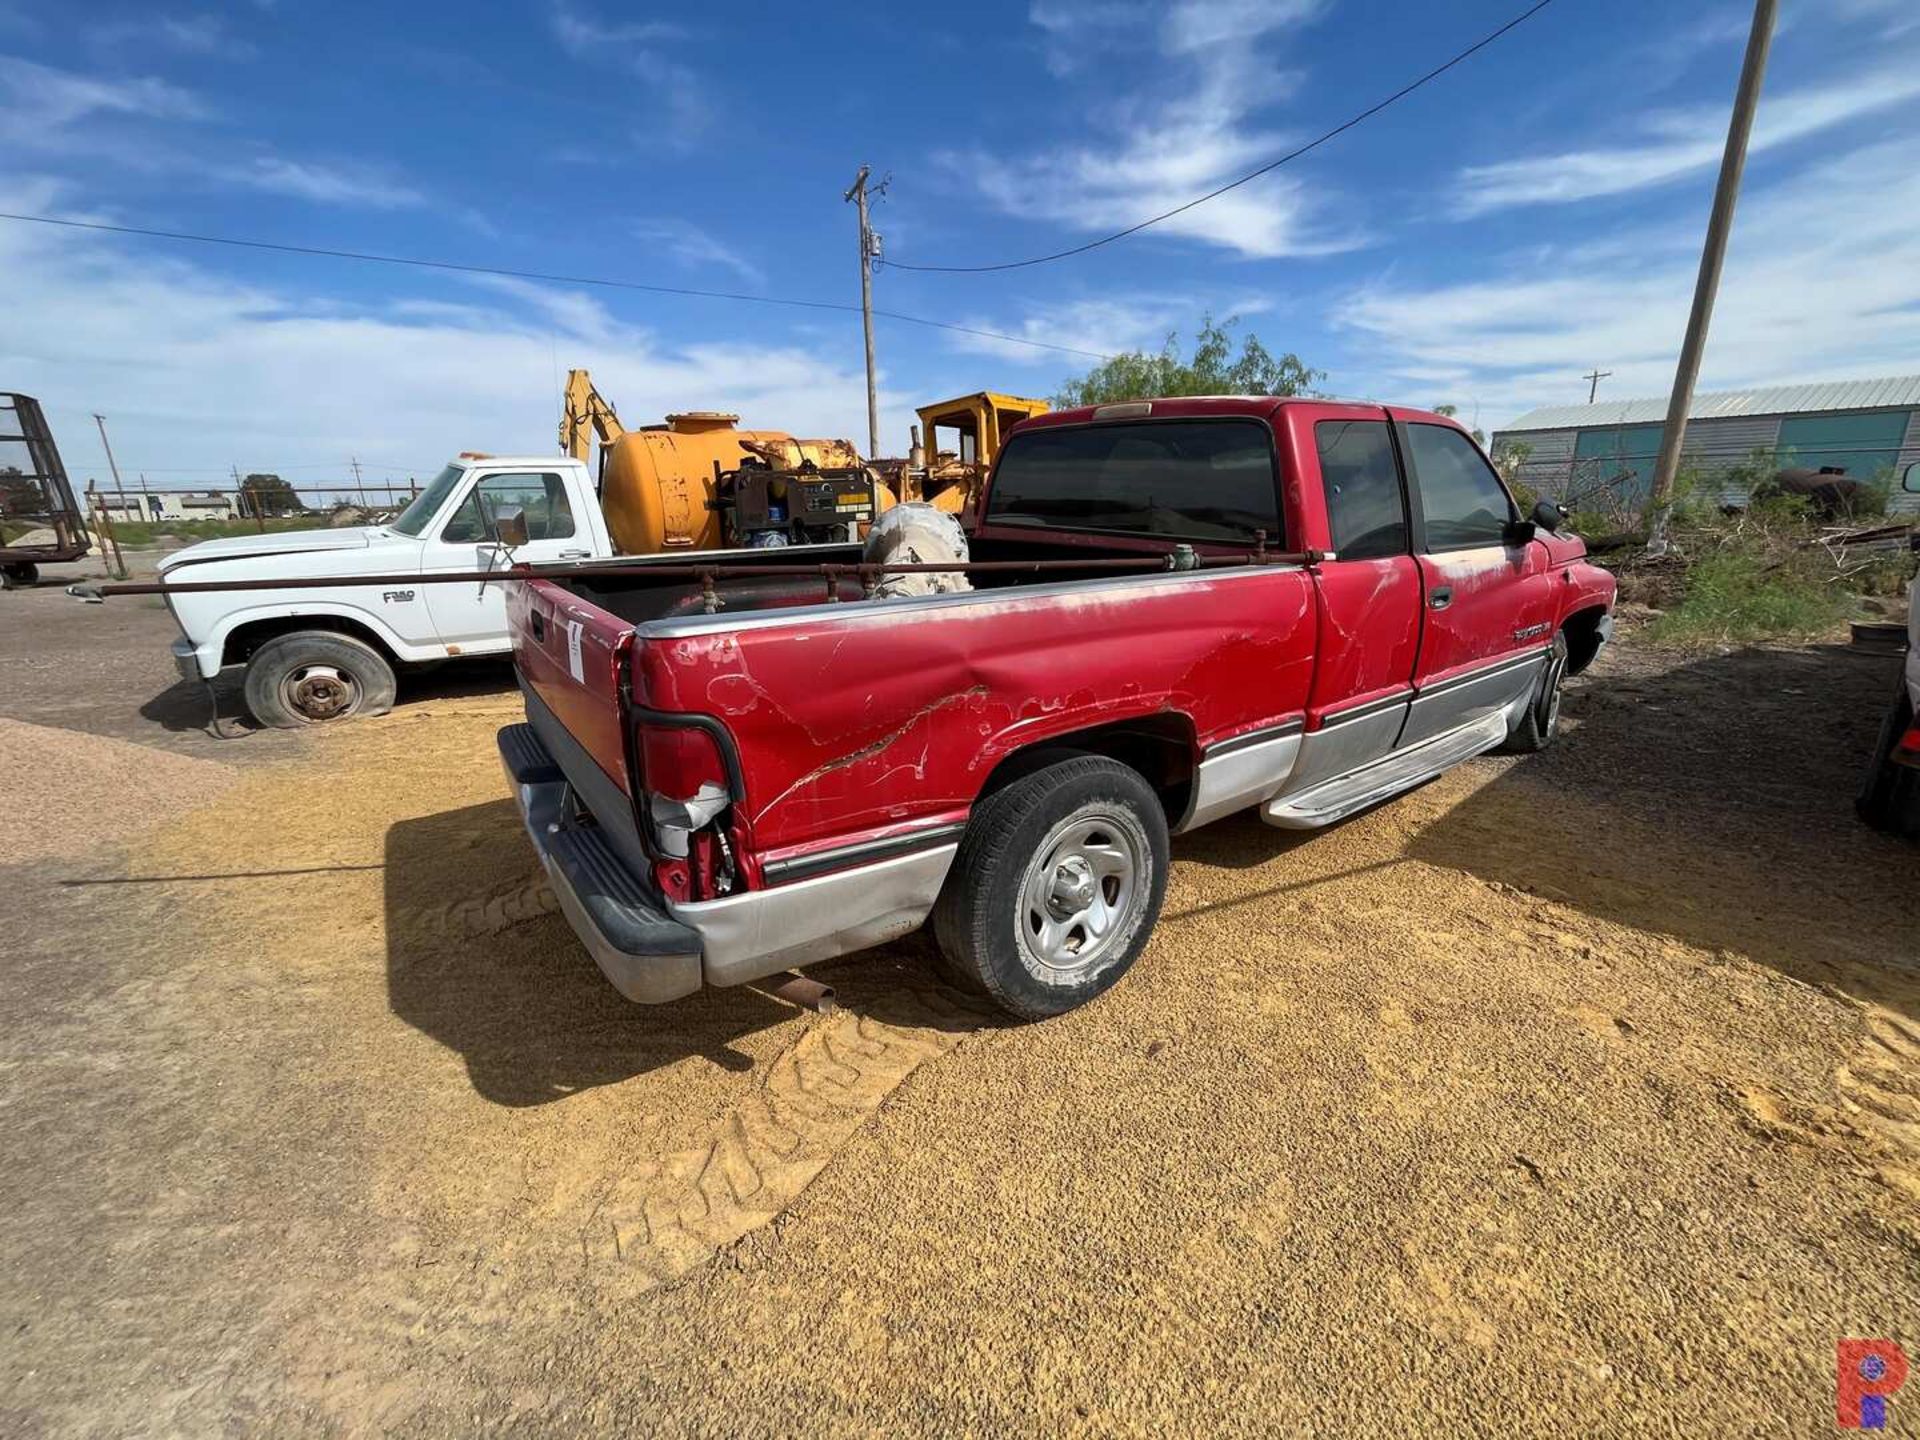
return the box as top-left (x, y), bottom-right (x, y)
top-left (560, 370), bottom-right (882, 552)
top-left (898, 392), bottom-right (1051, 514)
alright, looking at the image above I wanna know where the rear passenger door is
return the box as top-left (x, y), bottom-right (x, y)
top-left (1395, 416), bottom-right (1556, 748)
top-left (1281, 407), bottom-right (1424, 793)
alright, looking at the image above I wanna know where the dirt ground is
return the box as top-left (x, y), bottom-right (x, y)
top-left (2, 575), bottom-right (1916, 1437)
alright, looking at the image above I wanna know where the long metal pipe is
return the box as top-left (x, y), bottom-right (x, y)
top-left (82, 549), bottom-right (1322, 598)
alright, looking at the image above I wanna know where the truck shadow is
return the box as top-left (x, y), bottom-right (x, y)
top-left (1401, 644), bottom-right (1920, 1018)
top-left (1162, 644), bottom-right (1918, 1022)
top-left (381, 797), bottom-right (957, 1107)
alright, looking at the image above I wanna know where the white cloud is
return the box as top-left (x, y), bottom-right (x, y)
top-left (0, 54), bottom-right (204, 139)
top-left (1338, 140), bottom-right (1920, 427)
top-left (91, 13), bottom-right (259, 60)
top-left (630, 218), bottom-right (763, 285)
top-left (219, 156), bottom-right (424, 208)
top-left (548, 5), bottom-right (709, 148)
top-left (0, 179), bottom-right (898, 485)
top-left (944, 296), bottom-right (1189, 364)
top-left (1453, 63), bottom-right (1920, 215)
top-left (943, 1), bottom-right (1352, 259)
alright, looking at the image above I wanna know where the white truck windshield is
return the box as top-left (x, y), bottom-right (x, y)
top-left (387, 464), bottom-right (465, 537)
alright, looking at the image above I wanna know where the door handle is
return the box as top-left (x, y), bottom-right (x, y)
top-left (558, 548), bottom-right (590, 559)
top-left (1428, 586), bottom-right (1454, 610)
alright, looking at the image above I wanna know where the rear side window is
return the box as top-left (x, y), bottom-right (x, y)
top-left (1406, 424), bottom-right (1514, 549)
top-left (986, 420), bottom-right (1279, 544)
top-left (1315, 420), bottom-right (1405, 559)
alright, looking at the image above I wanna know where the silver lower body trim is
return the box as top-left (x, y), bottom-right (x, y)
top-left (1176, 732), bottom-right (1303, 832)
top-left (672, 843), bottom-right (959, 989)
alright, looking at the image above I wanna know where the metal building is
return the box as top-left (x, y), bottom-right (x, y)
top-left (1492, 375), bottom-right (1920, 516)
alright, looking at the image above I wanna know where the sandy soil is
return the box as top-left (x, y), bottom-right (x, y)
top-left (2, 628), bottom-right (1916, 1436)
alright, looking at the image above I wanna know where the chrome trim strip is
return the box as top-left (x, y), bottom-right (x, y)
top-left (1203, 717), bottom-right (1305, 759)
top-left (761, 822), bottom-right (967, 884)
top-left (637, 563), bottom-right (1298, 640)
top-left (1317, 689), bottom-right (1414, 728)
top-left (1414, 645), bottom-right (1551, 700)
top-left (1178, 732), bottom-right (1303, 832)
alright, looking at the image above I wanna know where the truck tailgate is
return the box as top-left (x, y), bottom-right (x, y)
top-left (509, 577), bottom-right (633, 796)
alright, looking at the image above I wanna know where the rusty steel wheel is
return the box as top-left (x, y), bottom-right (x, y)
top-left (243, 630), bottom-right (397, 729)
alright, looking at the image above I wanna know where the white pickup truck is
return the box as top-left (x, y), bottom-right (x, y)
top-left (159, 455), bottom-right (609, 726)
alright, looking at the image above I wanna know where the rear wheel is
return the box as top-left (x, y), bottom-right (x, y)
top-left (1857, 685), bottom-right (1920, 840)
top-left (243, 630), bottom-right (397, 728)
top-left (932, 755), bottom-right (1168, 1020)
top-left (1497, 631), bottom-right (1569, 754)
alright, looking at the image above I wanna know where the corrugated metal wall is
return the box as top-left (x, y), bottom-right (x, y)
top-left (1499, 409), bottom-right (1920, 511)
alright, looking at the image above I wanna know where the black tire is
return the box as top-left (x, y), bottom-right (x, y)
top-left (1497, 631), bottom-right (1569, 755)
top-left (932, 755), bottom-right (1169, 1020)
top-left (0, 562), bottom-right (36, 589)
top-left (1856, 684), bottom-right (1920, 840)
top-left (243, 630), bottom-right (397, 728)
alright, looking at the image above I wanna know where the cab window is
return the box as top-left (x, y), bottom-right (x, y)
top-left (439, 472), bottom-right (575, 543)
top-left (1406, 424), bottom-right (1514, 550)
top-left (1316, 420), bottom-right (1406, 559)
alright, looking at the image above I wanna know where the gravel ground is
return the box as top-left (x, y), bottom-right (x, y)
top-left (1, 615), bottom-right (1915, 1437)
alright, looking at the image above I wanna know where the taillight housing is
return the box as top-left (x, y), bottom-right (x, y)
top-left (636, 717), bottom-right (737, 901)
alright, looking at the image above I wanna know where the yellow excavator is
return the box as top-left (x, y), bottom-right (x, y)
top-left (558, 371), bottom-right (1049, 550)
top-left (560, 369), bottom-right (883, 551)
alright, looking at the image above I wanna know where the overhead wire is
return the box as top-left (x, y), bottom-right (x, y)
top-left (0, 210), bottom-right (1115, 360)
top-left (882, 0), bottom-right (1561, 274)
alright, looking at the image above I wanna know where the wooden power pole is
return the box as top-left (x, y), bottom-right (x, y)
top-left (844, 165), bottom-right (883, 460)
top-left (1583, 368), bottom-right (1612, 404)
top-left (1644, 0), bottom-right (1777, 553)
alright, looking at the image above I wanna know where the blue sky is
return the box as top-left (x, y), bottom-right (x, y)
top-left (2, 0), bottom-right (1918, 491)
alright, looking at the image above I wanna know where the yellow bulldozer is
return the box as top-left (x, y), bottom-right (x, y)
top-left (558, 370), bottom-right (1048, 552)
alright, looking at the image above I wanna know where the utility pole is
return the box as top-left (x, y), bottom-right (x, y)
top-left (844, 165), bottom-right (885, 460)
top-left (350, 455), bottom-right (366, 510)
top-left (92, 413), bottom-right (124, 507)
top-left (1644, 0), bottom-right (1776, 553)
top-left (1583, 368), bottom-right (1612, 404)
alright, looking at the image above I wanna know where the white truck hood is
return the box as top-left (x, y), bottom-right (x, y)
top-left (158, 526), bottom-right (392, 575)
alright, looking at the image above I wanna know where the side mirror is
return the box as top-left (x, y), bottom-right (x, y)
top-left (1902, 460), bottom-right (1920, 494)
top-left (1530, 497), bottom-right (1568, 533)
top-left (493, 506), bottom-right (529, 550)
top-left (1503, 518), bottom-right (1537, 545)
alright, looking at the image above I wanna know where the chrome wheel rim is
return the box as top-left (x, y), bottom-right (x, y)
top-left (281, 663), bottom-right (360, 721)
top-left (1539, 648), bottom-right (1568, 734)
top-left (1017, 811), bottom-right (1142, 979)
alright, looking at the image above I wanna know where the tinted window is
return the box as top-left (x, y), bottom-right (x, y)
top-left (1316, 420), bottom-right (1405, 559)
top-left (1407, 424), bottom-right (1513, 549)
top-left (440, 472), bottom-right (576, 544)
top-left (987, 420), bottom-right (1279, 543)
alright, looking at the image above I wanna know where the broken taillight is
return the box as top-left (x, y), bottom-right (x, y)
top-left (636, 719), bottom-right (736, 900)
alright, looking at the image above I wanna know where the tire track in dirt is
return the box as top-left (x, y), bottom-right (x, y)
top-left (574, 986), bottom-right (990, 1285)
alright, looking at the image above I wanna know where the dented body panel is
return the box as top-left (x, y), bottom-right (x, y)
top-left (502, 396), bottom-right (1619, 1003)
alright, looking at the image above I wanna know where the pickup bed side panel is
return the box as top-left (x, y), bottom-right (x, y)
top-left (634, 569), bottom-right (1319, 861)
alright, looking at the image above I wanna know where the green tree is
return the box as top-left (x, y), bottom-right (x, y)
top-left (1055, 315), bottom-right (1321, 407)
top-left (239, 472), bottom-right (303, 516)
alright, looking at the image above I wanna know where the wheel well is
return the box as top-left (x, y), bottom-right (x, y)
top-left (978, 714), bottom-right (1197, 822)
top-left (221, 615), bottom-right (400, 670)
top-left (1562, 605), bottom-right (1610, 675)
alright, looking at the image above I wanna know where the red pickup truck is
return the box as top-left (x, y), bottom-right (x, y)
top-left (498, 397), bottom-right (1616, 1018)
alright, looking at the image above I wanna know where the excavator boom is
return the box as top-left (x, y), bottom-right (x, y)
top-left (560, 368), bottom-right (626, 464)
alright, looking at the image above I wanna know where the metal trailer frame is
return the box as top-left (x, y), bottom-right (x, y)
top-left (0, 393), bottom-right (90, 585)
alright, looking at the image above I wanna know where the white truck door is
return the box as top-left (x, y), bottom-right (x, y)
top-left (421, 469), bottom-right (592, 652)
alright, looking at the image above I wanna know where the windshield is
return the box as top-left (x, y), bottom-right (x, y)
top-left (386, 464), bottom-right (465, 537)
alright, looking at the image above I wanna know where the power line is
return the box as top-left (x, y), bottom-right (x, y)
top-left (884, 0), bottom-right (1561, 274)
top-left (0, 210), bottom-right (1115, 361)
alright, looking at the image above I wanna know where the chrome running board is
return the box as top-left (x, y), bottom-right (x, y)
top-left (1262, 707), bottom-right (1511, 830)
